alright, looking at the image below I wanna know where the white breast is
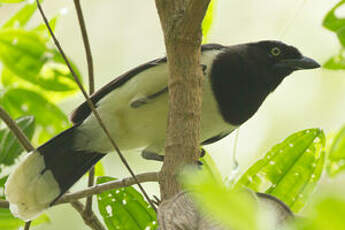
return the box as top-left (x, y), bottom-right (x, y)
top-left (75, 49), bottom-right (236, 154)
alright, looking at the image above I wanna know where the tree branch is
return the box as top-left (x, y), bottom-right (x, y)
top-left (0, 106), bottom-right (34, 152)
top-left (35, 0), bottom-right (156, 212)
top-left (0, 172), bottom-right (159, 208)
top-left (56, 172), bottom-right (159, 204)
top-left (155, 0), bottom-right (211, 200)
top-left (73, 0), bottom-right (96, 217)
top-left (70, 200), bottom-right (106, 230)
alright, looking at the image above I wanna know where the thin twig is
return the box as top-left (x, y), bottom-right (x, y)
top-left (0, 199), bottom-right (9, 208)
top-left (0, 172), bottom-right (159, 208)
top-left (85, 167), bottom-right (95, 215)
top-left (56, 172), bottom-right (159, 204)
top-left (35, 0), bottom-right (156, 212)
top-left (73, 0), bottom-right (95, 95)
top-left (24, 221), bottom-right (31, 230)
top-left (70, 200), bottom-right (106, 230)
top-left (0, 106), bottom-right (34, 152)
top-left (73, 0), bottom-right (96, 216)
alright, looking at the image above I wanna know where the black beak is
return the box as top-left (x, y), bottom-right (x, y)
top-left (275, 56), bottom-right (320, 70)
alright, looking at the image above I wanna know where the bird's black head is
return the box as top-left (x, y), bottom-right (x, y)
top-left (210, 40), bottom-right (320, 126)
top-left (246, 40), bottom-right (320, 90)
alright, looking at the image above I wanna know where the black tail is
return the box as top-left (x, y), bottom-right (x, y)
top-left (38, 125), bottom-right (106, 204)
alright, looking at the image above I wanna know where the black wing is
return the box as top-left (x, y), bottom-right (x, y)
top-left (70, 43), bottom-right (225, 124)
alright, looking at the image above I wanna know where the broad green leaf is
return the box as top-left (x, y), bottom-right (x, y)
top-left (96, 176), bottom-right (157, 230)
top-left (323, 49), bottom-right (345, 70)
top-left (0, 0), bottom-right (25, 3)
top-left (2, 1), bottom-right (38, 28)
top-left (327, 125), bottom-right (345, 176)
top-left (0, 209), bottom-right (50, 230)
top-left (183, 169), bottom-right (258, 230)
top-left (323, 0), bottom-right (345, 32)
top-left (199, 148), bottom-right (222, 182)
top-left (0, 116), bottom-right (35, 166)
top-left (0, 88), bottom-right (69, 143)
top-left (202, 0), bottom-right (217, 44)
top-left (235, 128), bottom-right (326, 213)
top-left (0, 29), bottom-right (80, 92)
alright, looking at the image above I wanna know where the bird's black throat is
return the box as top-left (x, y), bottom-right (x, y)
top-left (210, 48), bottom-right (286, 126)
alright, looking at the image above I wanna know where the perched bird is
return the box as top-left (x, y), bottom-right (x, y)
top-left (5, 40), bottom-right (320, 220)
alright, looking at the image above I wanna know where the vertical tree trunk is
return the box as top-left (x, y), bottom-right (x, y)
top-left (155, 0), bottom-right (211, 200)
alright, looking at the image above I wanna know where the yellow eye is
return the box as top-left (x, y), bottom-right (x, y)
top-left (271, 47), bottom-right (281, 56)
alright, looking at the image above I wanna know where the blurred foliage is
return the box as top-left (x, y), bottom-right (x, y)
top-left (0, 116), bottom-right (34, 171)
top-left (0, 0), bottom-right (25, 3)
top-left (0, 1), bottom-right (82, 144)
top-left (183, 169), bottom-right (259, 230)
top-left (235, 129), bottom-right (326, 213)
top-left (0, 2), bottom-right (81, 229)
top-left (0, 209), bottom-right (50, 230)
top-left (96, 176), bottom-right (157, 230)
top-left (323, 0), bottom-right (345, 70)
top-left (199, 148), bottom-right (223, 182)
top-left (327, 125), bottom-right (345, 176)
top-left (202, 0), bottom-right (217, 44)
top-left (290, 196), bottom-right (345, 230)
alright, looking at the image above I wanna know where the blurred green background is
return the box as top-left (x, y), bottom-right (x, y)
top-left (0, 0), bottom-right (344, 229)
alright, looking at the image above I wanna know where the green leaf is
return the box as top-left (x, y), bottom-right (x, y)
top-left (183, 169), bottom-right (259, 230)
top-left (0, 176), bottom-right (8, 199)
top-left (0, 209), bottom-right (50, 230)
top-left (0, 29), bottom-right (46, 80)
top-left (33, 15), bottom-right (59, 41)
top-left (202, 0), bottom-right (217, 44)
top-left (199, 148), bottom-right (222, 182)
top-left (323, 0), bottom-right (345, 47)
top-left (327, 125), bottom-right (345, 176)
top-left (0, 0), bottom-right (25, 3)
top-left (0, 116), bottom-right (35, 166)
top-left (0, 29), bottom-right (80, 92)
top-left (2, 2), bottom-right (37, 28)
top-left (323, 0), bottom-right (345, 32)
top-left (1, 67), bottom-right (79, 103)
top-left (0, 88), bottom-right (69, 143)
top-left (235, 128), bottom-right (326, 213)
top-left (96, 176), bottom-right (157, 230)
top-left (323, 49), bottom-right (345, 70)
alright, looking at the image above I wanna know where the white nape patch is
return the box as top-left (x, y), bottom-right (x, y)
top-left (5, 151), bottom-right (60, 221)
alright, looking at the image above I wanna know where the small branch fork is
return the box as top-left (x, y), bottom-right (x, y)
top-left (35, 0), bottom-right (156, 214)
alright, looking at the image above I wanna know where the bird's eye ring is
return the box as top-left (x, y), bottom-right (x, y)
top-left (271, 47), bottom-right (281, 56)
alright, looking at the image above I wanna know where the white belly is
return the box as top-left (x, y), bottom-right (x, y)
top-left (75, 50), bottom-right (236, 154)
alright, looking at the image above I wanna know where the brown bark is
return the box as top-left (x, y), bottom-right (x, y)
top-left (154, 0), bottom-right (211, 200)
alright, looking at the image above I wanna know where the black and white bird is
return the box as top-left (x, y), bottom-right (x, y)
top-left (5, 40), bottom-right (320, 220)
